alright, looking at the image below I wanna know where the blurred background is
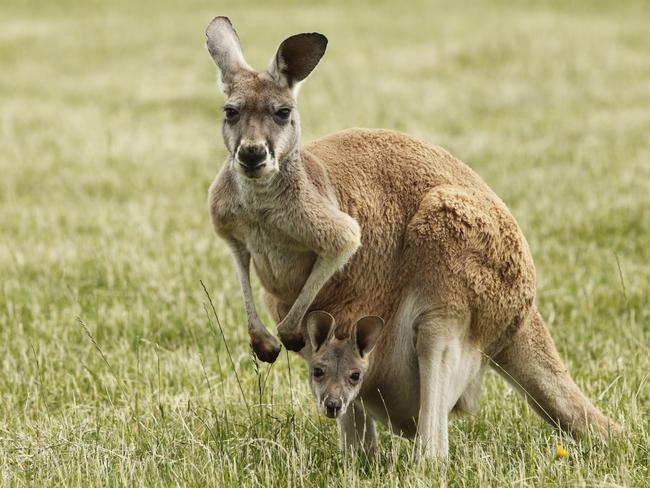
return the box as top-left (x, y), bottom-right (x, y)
top-left (1, 0), bottom-right (648, 485)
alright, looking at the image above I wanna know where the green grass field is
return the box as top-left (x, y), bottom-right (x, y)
top-left (1, 0), bottom-right (648, 485)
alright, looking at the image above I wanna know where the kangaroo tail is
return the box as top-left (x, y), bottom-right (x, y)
top-left (492, 309), bottom-right (622, 438)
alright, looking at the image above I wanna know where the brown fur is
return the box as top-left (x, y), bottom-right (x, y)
top-left (204, 17), bottom-right (622, 458)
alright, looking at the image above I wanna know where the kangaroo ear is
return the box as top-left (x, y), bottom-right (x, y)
top-left (205, 16), bottom-right (250, 93)
top-left (268, 33), bottom-right (327, 93)
top-left (306, 311), bottom-right (335, 353)
top-left (351, 316), bottom-right (384, 357)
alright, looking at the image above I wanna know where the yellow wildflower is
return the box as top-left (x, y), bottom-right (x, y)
top-left (556, 445), bottom-right (568, 459)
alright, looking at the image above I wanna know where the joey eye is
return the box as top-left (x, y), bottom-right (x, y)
top-left (223, 107), bottom-right (239, 121)
top-left (313, 367), bottom-right (324, 378)
top-left (275, 108), bottom-right (291, 120)
top-left (350, 372), bottom-right (361, 382)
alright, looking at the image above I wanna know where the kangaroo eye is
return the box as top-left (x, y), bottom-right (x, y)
top-left (275, 108), bottom-right (291, 120)
top-left (313, 367), bottom-right (324, 378)
top-left (350, 372), bottom-right (361, 382)
top-left (223, 107), bottom-right (239, 121)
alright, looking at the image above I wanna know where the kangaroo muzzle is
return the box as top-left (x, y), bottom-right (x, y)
top-left (322, 396), bottom-right (344, 419)
top-left (235, 142), bottom-right (273, 178)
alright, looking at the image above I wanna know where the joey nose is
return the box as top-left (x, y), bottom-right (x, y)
top-left (325, 397), bottom-right (342, 418)
top-left (237, 145), bottom-right (267, 169)
top-left (325, 398), bottom-right (342, 410)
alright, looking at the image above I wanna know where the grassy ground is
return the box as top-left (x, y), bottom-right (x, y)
top-left (1, 0), bottom-right (648, 486)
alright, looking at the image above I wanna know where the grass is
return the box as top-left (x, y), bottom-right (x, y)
top-left (1, 0), bottom-right (648, 485)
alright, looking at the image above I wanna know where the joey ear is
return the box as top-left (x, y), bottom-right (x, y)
top-left (268, 33), bottom-right (327, 92)
top-left (306, 311), bottom-right (335, 353)
top-left (351, 316), bottom-right (384, 357)
top-left (205, 16), bottom-right (251, 92)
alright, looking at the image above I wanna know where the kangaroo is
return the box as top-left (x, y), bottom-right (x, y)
top-left (204, 17), bottom-right (622, 457)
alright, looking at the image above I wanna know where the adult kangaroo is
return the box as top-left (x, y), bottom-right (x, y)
top-left (204, 17), bottom-right (621, 457)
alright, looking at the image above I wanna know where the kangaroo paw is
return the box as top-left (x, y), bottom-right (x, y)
top-left (251, 335), bottom-right (282, 363)
top-left (278, 330), bottom-right (306, 352)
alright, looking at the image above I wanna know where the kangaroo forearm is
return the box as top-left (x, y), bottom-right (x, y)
top-left (282, 250), bottom-right (354, 327)
top-left (279, 208), bottom-right (361, 330)
top-left (239, 268), bottom-right (262, 329)
top-left (226, 240), bottom-right (261, 326)
top-left (225, 238), bottom-right (283, 363)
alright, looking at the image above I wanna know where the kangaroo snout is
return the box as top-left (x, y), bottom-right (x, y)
top-left (324, 397), bottom-right (343, 418)
top-left (236, 143), bottom-right (268, 170)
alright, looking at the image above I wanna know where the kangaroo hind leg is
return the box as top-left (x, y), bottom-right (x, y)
top-left (416, 315), bottom-right (482, 459)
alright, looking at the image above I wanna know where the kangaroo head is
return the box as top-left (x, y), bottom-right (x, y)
top-left (305, 311), bottom-right (384, 419)
top-left (205, 17), bottom-right (327, 181)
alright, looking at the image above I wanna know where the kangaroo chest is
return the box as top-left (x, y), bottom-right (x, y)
top-left (237, 217), bottom-right (317, 304)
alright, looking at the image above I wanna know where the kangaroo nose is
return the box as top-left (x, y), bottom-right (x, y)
top-left (325, 397), bottom-right (342, 417)
top-left (237, 144), bottom-right (267, 169)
